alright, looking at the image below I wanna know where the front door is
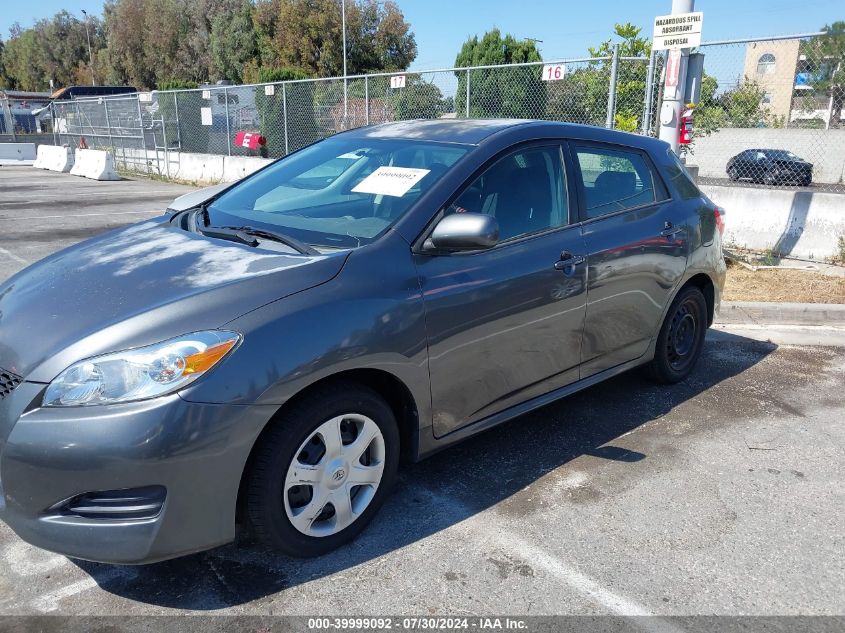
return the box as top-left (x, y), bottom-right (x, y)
top-left (569, 142), bottom-right (689, 377)
top-left (415, 144), bottom-right (588, 438)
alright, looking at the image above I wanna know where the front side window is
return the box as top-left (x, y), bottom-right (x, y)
top-left (446, 146), bottom-right (568, 241)
top-left (574, 145), bottom-right (662, 218)
top-left (208, 137), bottom-right (469, 248)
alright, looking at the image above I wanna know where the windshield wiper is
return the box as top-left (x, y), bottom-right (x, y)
top-left (198, 225), bottom-right (261, 247)
top-left (199, 222), bottom-right (319, 255)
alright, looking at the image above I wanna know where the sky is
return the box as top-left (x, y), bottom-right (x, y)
top-left (1, 0), bottom-right (838, 70)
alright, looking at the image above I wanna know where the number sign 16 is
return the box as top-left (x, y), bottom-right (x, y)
top-left (542, 64), bottom-right (566, 82)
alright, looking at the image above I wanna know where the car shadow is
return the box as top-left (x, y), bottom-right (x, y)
top-left (72, 330), bottom-right (776, 610)
top-left (772, 191), bottom-right (813, 260)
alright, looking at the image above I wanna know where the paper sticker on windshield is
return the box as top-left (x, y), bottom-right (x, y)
top-left (352, 166), bottom-right (431, 197)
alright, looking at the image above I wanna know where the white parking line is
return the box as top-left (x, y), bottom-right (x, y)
top-left (425, 486), bottom-right (684, 632)
top-left (0, 246), bottom-right (27, 264)
top-left (3, 541), bottom-right (68, 577)
top-left (29, 567), bottom-right (135, 613)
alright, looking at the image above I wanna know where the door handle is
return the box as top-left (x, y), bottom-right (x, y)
top-left (554, 251), bottom-right (586, 271)
top-left (660, 221), bottom-right (684, 237)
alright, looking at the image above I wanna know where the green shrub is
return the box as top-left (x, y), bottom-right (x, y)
top-left (254, 67), bottom-right (319, 158)
top-left (156, 80), bottom-right (209, 154)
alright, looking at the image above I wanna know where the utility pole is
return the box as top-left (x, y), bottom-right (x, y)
top-left (81, 9), bottom-right (95, 86)
top-left (341, 0), bottom-right (348, 128)
top-left (658, 0), bottom-right (694, 153)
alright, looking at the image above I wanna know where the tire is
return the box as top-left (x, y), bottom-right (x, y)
top-left (244, 382), bottom-right (400, 557)
top-left (648, 286), bottom-right (708, 384)
top-left (762, 170), bottom-right (777, 186)
top-left (727, 167), bottom-right (739, 181)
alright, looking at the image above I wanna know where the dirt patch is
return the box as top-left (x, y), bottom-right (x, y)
top-left (724, 261), bottom-right (845, 303)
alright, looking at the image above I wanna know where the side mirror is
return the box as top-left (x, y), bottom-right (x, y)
top-left (424, 213), bottom-right (499, 252)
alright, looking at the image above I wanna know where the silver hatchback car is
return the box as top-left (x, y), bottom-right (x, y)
top-left (0, 120), bottom-right (725, 563)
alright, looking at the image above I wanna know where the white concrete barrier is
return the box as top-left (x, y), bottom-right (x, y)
top-left (33, 145), bottom-right (75, 172)
top-left (0, 142), bottom-right (36, 165)
top-left (178, 153), bottom-right (225, 183)
top-left (69, 149), bottom-right (121, 181)
top-left (222, 156), bottom-right (273, 182)
top-left (700, 184), bottom-right (845, 261)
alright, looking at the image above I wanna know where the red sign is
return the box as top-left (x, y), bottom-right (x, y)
top-left (234, 131), bottom-right (266, 150)
top-left (665, 49), bottom-right (682, 88)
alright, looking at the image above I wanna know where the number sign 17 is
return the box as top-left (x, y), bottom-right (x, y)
top-left (542, 64), bottom-right (566, 82)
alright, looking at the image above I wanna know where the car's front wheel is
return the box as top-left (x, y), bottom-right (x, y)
top-left (648, 285), bottom-right (708, 384)
top-left (244, 383), bottom-right (399, 557)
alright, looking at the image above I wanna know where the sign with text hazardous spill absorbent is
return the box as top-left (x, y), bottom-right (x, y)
top-left (653, 11), bottom-right (703, 50)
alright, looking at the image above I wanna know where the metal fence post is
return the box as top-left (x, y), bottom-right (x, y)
top-left (2, 99), bottom-right (17, 142)
top-left (642, 48), bottom-right (657, 135)
top-left (224, 87), bottom-right (232, 156)
top-left (74, 100), bottom-right (82, 143)
top-left (104, 99), bottom-right (114, 152)
top-left (173, 92), bottom-right (182, 150)
top-left (364, 76), bottom-right (369, 126)
top-left (282, 83), bottom-right (289, 156)
top-left (51, 102), bottom-right (58, 145)
top-left (605, 43), bottom-right (620, 129)
top-left (136, 95), bottom-right (147, 173)
top-left (466, 68), bottom-right (471, 117)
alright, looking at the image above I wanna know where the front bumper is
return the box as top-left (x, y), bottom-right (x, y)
top-left (0, 382), bottom-right (276, 564)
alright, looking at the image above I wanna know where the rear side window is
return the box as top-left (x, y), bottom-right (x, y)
top-left (666, 149), bottom-right (701, 199)
top-left (574, 145), bottom-right (664, 219)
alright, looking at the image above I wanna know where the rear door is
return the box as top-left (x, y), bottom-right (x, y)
top-left (570, 141), bottom-right (689, 377)
top-left (416, 143), bottom-right (588, 437)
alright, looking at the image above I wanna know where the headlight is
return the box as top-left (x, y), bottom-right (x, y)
top-left (43, 330), bottom-right (241, 407)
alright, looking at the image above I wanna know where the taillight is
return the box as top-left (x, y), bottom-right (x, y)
top-left (714, 206), bottom-right (725, 237)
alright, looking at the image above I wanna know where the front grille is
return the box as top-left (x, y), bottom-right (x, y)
top-left (0, 368), bottom-right (22, 401)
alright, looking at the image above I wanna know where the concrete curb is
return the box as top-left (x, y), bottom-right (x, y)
top-left (717, 301), bottom-right (845, 326)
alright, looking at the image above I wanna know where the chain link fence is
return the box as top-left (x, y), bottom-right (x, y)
top-left (39, 31), bottom-right (843, 192)
top-left (691, 33), bottom-right (844, 192)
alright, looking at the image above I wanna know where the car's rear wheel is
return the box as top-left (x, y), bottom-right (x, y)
top-left (648, 286), bottom-right (707, 384)
top-left (727, 166), bottom-right (739, 181)
top-left (244, 383), bottom-right (399, 557)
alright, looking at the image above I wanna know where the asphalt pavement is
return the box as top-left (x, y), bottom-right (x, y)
top-left (0, 166), bottom-right (843, 618)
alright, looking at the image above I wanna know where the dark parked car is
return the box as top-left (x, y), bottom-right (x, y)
top-left (0, 120), bottom-right (726, 564)
top-left (726, 148), bottom-right (813, 185)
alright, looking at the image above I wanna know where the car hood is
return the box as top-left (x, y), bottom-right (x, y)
top-left (0, 217), bottom-right (348, 382)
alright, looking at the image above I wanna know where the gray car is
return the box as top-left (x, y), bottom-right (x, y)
top-left (0, 120), bottom-right (726, 564)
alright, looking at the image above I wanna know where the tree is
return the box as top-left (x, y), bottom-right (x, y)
top-left (803, 22), bottom-right (845, 128)
top-left (260, 0), bottom-right (417, 76)
top-left (0, 38), bottom-right (8, 88)
top-left (390, 76), bottom-right (447, 120)
top-left (692, 73), bottom-right (727, 133)
top-left (548, 23), bottom-right (650, 129)
top-left (454, 29), bottom-right (545, 118)
top-left (2, 26), bottom-right (44, 91)
top-left (210, 1), bottom-right (257, 83)
top-left (34, 11), bottom-right (106, 88)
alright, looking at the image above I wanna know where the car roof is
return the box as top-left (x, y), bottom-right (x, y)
top-left (341, 118), bottom-right (670, 153)
top-left (341, 119), bottom-right (533, 145)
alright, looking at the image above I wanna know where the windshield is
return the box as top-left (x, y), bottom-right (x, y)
top-left (207, 137), bottom-right (469, 248)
